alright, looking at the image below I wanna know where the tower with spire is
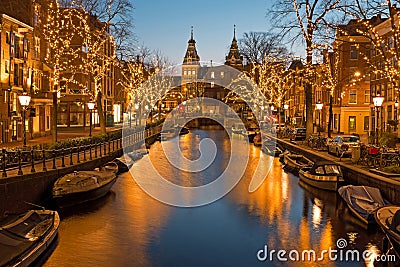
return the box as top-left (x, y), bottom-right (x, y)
top-left (182, 26), bottom-right (201, 87)
top-left (225, 25), bottom-right (243, 70)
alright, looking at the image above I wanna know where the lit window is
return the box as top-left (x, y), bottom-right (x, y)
top-left (349, 116), bottom-right (356, 130)
top-left (221, 72), bottom-right (224, 78)
top-left (364, 116), bottom-right (369, 131)
top-left (211, 71), bottom-right (214, 78)
top-left (211, 82), bottom-right (214, 88)
top-left (184, 70), bottom-right (187, 75)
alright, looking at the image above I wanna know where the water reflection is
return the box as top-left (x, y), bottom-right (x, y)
top-left (44, 129), bottom-right (389, 267)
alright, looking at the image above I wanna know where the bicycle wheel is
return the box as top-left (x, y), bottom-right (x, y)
top-left (367, 156), bottom-right (377, 168)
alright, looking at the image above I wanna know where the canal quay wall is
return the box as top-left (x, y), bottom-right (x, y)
top-left (276, 138), bottom-right (400, 205)
top-left (0, 126), bottom-right (162, 218)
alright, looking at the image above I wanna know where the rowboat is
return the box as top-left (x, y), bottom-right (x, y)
top-left (113, 156), bottom-right (133, 173)
top-left (53, 169), bottom-right (117, 208)
top-left (299, 161), bottom-right (344, 191)
top-left (0, 210), bottom-right (60, 267)
top-left (283, 153), bottom-right (313, 174)
top-left (375, 206), bottom-right (400, 259)
top-left (338, 185), bottom-right (387, 226)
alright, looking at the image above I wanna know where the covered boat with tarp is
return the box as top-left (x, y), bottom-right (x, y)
top-left (375, 206), bottom-right (400, 259)
top-left (299, 161), bottom-right (344, 191)
top-left (338, 185), bottom-right (387, 225)
top-left (53, 169), bottom-right (117, 208)
top-left (0, 210), bottom-right (60, 266)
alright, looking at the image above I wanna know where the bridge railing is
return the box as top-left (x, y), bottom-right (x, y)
top-left (0, 127), bottom-right (161, 178)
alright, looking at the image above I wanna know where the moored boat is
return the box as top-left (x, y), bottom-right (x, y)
top-left (375, 206), bottom-right (400, 259)
top-left (338, 185), bottom-right (387, 226)
top-left (253, 133), bottom-right (262, 146)
top-left (53, 169), bottom-right (117, 208)
top-left (283, 153), bottom-right (313, 174)
top-left (0, 209), bottom-right (60, 267)
top-left (113, 156), bottom-right (133, 173)
top-left (299, 161), bottom-right (344, 191)
top-left (261, 141), bottom-right (282, 157)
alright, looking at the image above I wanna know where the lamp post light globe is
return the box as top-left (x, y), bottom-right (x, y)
top-left (284, 104), bottom-right (289, 110)
top-left (373, 94), bottom-right (384, 145)
top-left (87, 101), bottom-right (95, 136)
top-left (316, 100), bottom-right (323, 135)
top-left (19, 93), bottom-right (31, 147)
top-left (395, 99), bottom-right (399, 132)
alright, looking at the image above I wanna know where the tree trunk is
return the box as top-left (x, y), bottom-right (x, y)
top-left (305, 41), bottom-right (314, 137)
top-left (96, 91), bottom-right (107, 134)
top-left (52, 91), bottom-right (58, 143)
top-left (328, 95), bottom-right (333, 138)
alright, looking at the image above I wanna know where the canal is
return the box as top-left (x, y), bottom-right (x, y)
top-left (44, 129), bottom-right (389, 267)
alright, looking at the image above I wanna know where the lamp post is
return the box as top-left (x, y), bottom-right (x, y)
top-left (18, 92), bottom-right (31, 147)
top-left (87, 101), bottom-right (95, 137)
top-left (395, 99), bottom-right (398, 132)
top-left (316, 100), bottom-right (323, 136)
top-left (284, 103), bottom-right (289, 124)
top-left (373, 94), bottom-right (384, 145)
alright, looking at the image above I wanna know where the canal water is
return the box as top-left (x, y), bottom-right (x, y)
top-left (44, 129), bottom-right (390, 267)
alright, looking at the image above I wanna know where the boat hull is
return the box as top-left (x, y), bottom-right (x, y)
top-left (284, 154), bottom-right (313, 174)
top-left (0, 210), bottom-right (60, 267)
top-left (299, 171), bottom-right (343, 191)
top-left (54, 177), bottom-right (117, 208)
top-left (375, 206), bottom-right (400, 259)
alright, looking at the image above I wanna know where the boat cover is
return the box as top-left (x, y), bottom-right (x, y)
top-left (339, 185), bottom-right (386, 220)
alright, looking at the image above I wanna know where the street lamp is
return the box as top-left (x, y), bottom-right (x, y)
top-left (373, 94), bottom-right (384, 145)
top-left (316, 100), bottom-right (323, 135)
top-left (395, 99), bottom-right (398, 132)
top-left (284, 103), bottom-right (289, 124)
top-left (18, 92), bottom-right (31, 147)
top-left (87, 101), bottom-right (95, 137)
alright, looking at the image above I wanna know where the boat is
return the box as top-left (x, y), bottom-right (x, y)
top-left (261, 141), bottom-right (282, 157)
top-left (127, 151), bottom-right (144, 161)
top-left (283, 153), bottom-right (314, 174)
top-left (53, 169), bottom-right (117, 208)
top-left (242, 128), bottom-right (258, 143)
top-left (0, 209), bottom-right (60, 267)
top-left (253, 133), bottom-right (262, 146)
top-left (113, 156), bottom-right (133, 173)
top-left (100, 161), bottom-right (119, 174)
top-left (298, 161), bottom-right (344, 191)
top-left (338, 185), bottom-right (387, 226)
top-left (375, 206), bottom-right (400, 259)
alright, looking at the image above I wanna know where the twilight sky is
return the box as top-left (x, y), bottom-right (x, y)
top-left (133, 0), bottom-right (302, 65)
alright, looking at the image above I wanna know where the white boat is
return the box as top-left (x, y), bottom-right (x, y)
top-left (299, 161), bottom-right (344, 191)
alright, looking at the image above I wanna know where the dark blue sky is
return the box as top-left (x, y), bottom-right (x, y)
top-left (133, 0), bottom-right (289, 65)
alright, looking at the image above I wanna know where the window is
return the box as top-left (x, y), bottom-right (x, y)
top-left (211, 81), bottom-right (214, 88)
top-left (192, 70), bottom-right (196, 76)
top-left (334, 114), bottom-right (338, 129)
top-left (183, 70), bottom-right (187, 75)
top-left (365, 90), bottom-right (370, 103)
top-left (349, 116), bottom-right (356, 130)
top-left (211, 71), bottom-right (214, 78)
top-left (388, 105), bottom-right (393, 121)
top-left (350, 46), bottom-right (358, 59)
top-left (221, 72), bottom-right (224, 78)
top-left (364, 116), bottom-right (369, 131)
top-left (349, 89), bottom-right (357, 104)
top-left (5, 60), bottom-right (9, 73)
top-left (387, 84), bottom-right (393, 101)
top-left (389, 37), bottom-right (394, 49)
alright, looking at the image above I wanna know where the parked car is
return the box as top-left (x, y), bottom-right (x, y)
top-left (327, 135), bottom-right (360, 157)
top-left (290, 128), bottom-right (306, 141)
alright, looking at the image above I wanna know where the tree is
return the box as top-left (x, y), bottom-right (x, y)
top-left (238, 32), bottom-right (288, 64)
top-left (269, 0), bottom-right (345, 137)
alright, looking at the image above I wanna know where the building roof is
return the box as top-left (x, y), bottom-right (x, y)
top-left (183, 26), bottom-right (200, 64)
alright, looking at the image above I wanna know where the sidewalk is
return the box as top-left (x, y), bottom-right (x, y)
top-left (0, 125), bottom-right (123, 149)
